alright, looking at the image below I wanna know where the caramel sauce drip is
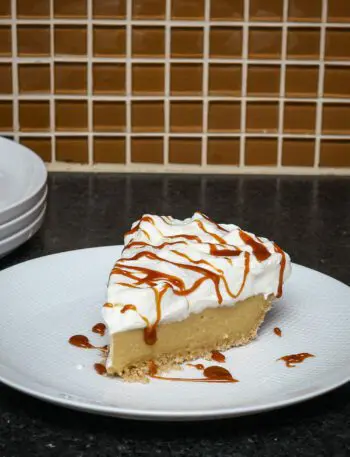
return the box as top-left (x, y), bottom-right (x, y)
top-left (196, 220), bottom-right (227, 244)
top-left (94, 363), bottom-right (107, 375)
top-left (273, 242), bottom-right (287, 298)
top-left (121, 304), bottom-right (137, 313)
top-left (278, 353), bottom-right (314, 368)
top-left (151, 365), bottom-right (238, 383)
top-left (68, 335), bottom-right (108, 352)
top-left (148, 360), bottom-right (158, 376)
top-left (197, 212), bottom-right (229, 233)
top-left (187, 363), bottom-right (205, 370)
top-left (209, 245), bottom-right (241, 257)
top-left (274, 327), bottom-right (282, 337)
top-left (125, 215), bottom-right (156, 237)
top-left (239, 230), bottom-right (271, 262)
top-left (92, 322), bottom-right (106, 336)
top-left (167, 234), bottom-right (202, 243)
top-left (103, 302), bottom-right (114, 308)
top-left (211, 350), bottom-right (226, 363)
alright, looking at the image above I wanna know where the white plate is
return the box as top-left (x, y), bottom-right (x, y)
top-left (0, 186), bottom-right (47, 241)
top-left (0, 246), bottom-right (349, 421)
top-left (0, 205), bottom-right (46, 258)
top-left (0, 137), bottom-right (47, 225)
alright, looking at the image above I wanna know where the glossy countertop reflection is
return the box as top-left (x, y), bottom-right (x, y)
top-left (0, 173), bottom-right (349, 456)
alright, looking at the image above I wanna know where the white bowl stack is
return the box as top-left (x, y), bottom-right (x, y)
top-left (0, 137), bottom-right (47, 258)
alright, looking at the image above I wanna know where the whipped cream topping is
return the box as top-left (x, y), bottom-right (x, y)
top-left (103, 212), bottom-right (291, 336)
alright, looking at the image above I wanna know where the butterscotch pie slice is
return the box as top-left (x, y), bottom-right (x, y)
top-left (102, 212), bottom-right (291, 381)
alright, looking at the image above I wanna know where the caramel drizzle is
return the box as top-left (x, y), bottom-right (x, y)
top-left (92, 322), bottom-right (106, 336)
top-left (273, 242), bottom-right (286, 298)
top-left (278, 353), bottom-right (314, 368)
top-left (211, 350), bottom-right (226, 363)
top-left (113, 250), bottom-right (250, 344)
top-left (68, 335), bottom-right (107, 352)
top-left (274, 327), bottom-right (282, 337)
top-left (94, 363), bottom-right (107, 375)
top-left (197, 212), bottom-right (229, 233)
top-left (151, 365), bottom-right (238, 383)
top-left (196, 220), bottom-right (227, 244)
top-left (239, 230), bottom-right (271, 262)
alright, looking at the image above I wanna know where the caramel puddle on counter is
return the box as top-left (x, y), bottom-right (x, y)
top-left (278, 353), bottom-right (315, 368)
top-left (94, 363), bottom-right (107, 375)
top-left (274, 327), bottom-right (282, 337)
top-left (150, 361), bottom-right (238, 383)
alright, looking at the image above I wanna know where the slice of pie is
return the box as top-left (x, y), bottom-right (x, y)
top-left (103, 212), bottom-right (291, 381)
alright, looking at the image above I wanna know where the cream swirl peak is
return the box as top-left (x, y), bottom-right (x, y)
top-left (103, 212), bottom-right (291, 340)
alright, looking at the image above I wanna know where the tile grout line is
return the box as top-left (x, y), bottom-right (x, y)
top-left (49, 0), bottom-right (56, 162)
top-left (277, 0), bottom-right (289, 167)
top-left (163, 0), bottom-right (171, 166)
top-left (2, 56), bottom-right (350, 65)
top-left (314, 0), bottom-right (328, 168)
top-left (2, 18), bottom-right (350, 27)
top-left (125, 0), bottom-right (132, 165)
top-left (201, 0), bottom-right (210, 167)
top-left (87, 0), bottom-right (93, 165)
top-left (10, 0), bottom-right (19, 143)
top-left (239, 0), bottom-right (249, 167)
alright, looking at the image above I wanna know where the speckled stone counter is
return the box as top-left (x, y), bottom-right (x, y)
top-left (0, 173), bottom-right (349, 457)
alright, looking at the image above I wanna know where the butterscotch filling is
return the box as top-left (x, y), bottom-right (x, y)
top-left (107, 294), bottom-right (272, 381)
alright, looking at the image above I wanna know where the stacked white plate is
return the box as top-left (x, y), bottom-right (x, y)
top-left (0, 137), bottom-right (47, 258)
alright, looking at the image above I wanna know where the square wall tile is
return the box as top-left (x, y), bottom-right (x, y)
top-left (208, 64), bottom-right (241, 96)
top-left (288, 0), bottom-right (322, 22)
top-left (19, 101), bottom-right (50, 132)
top-left (54, 26), bottom-right (87, 56)
top-left (171, 0), bottom-right (204, 20)
top-left (249, 28), bottom-right (282, 59)
top-left (133, 64), bottom-right (164, 95)
top-left (210, 27), bottom-right (242, 58)
top-left (54, 0), bottom-right (87, 18)
top-left (169, 138), bottom-right (202, 164)
top-left (132, 101), bottom-right (164, 132)
top-left (172, 27), bottom-right (204, 58)
top-left (55, 63), bottom-right (87, 94)
top-left (92, 0), bottom-right (126, 18)
top-left (93, 26), bottom-right (126, 57)
top-left (208, 102), bottom-right (241, 132)
top-left (131, 137), bottom-right (164, 163)
top-left (17, 0), bottom-right (49, 18)
top-left (287, 28), bottom-right (320, 60)
top-left (246, 102), bottom-right (279, 133)
top-left (93, 64), bottom-right (125, 94)
top-left (249, 0), bottom-right (283, 21)
top-left (171, 64), bottom-right (202, 95)
top-left (325, 29), bottom-right (350, 61)
top-left (207, 138), bottom-right (240, 165)
top-left (19, 64), bottom-right (50, 94)
top-left (322, 104), bottom-right (350, 134)
top-left (133, 0), bottom-right (166, 19)
top-left (210, 0), bottom-right (243, 20)
top-left (93, 102), bottom-right (126, 132)
top-left (0, 27), bottom-right (11, 56)
top-left (56, 101), bottom-right (88, 131)
top-left (320, 140), bottom-right (350, 167)
top-left (132, 27), bottom-right (165, 57)
top-left (170, 101), bottom-right (202, 133)
top-left (245, 139), bottom-right (278, 166)
top-left (247, 65), bottom-right (280, 96)
top-left (0, 1), bottom-right (11, 17)
top-left (94, 137), bottom-right (125, 163)
top-left (324, 66), bottom-right (350, 98)
top-left (282, 139), bottom-right (315, 166)
top-left (328, 0), bottom-right (350, 22)
top-left (0, 64), bottom-right (12, 94)
top-left (20, 137), bottom-right (52, 162)
top-left (17, 26), bottom-right (50, 57)
top-left (0, 102), bottom-right (13, 130)
top-left (56, 137), bottom-right (88, 163)
top-left (284, 102), bottom-right (316, 133)
top-left (285, 65), bottom-right (319, 98)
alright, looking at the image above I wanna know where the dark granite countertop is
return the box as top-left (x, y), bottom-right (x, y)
top-left (1, 173), bottom-right (349, 457)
